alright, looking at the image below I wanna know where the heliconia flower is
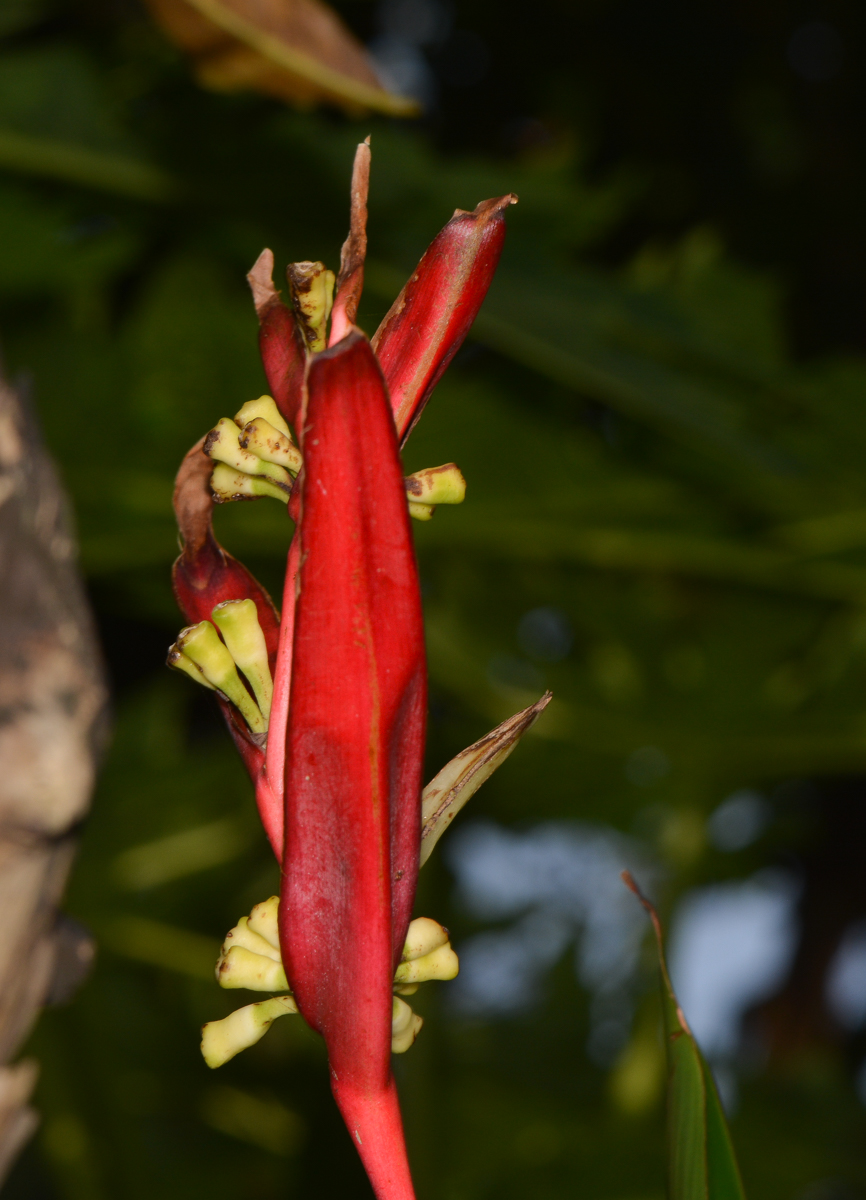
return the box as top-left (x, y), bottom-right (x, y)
top-left (167, 141), bottom-right (546, 1200)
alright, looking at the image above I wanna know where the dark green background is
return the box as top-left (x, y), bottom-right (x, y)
top-left (2, 1), bottom-right (866, 1196)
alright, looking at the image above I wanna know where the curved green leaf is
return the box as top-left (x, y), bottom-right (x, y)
top-left (0, 47), bottom-right (176, 199)
top-left (623, 872), bottom-right (746, 1200)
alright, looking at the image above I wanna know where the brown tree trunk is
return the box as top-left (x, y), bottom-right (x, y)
top-left (0, 372), bottom-right (107, 1185)
top-left (749, 777), bottom-right (866, 1061)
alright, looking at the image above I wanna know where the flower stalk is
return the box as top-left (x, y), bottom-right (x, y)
top-left (167, 140), bottom-right (543, 1198)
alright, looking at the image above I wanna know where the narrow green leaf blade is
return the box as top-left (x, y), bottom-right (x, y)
top-left (704, 1070), bottom-right (747, 1200)
top-left (623, 872), bottom-right (747, 1200)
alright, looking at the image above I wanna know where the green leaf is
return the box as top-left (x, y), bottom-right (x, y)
top-left (0, 46), bottom-right (175, 198)
top-left (623, 873), bottom-right (746, 1200)
top-left (0, 0), bottom-right (49, 37)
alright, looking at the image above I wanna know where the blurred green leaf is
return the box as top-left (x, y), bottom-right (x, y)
top-left (0, 184), bottom-right (138, 291)
top-left (99, 915), bottom-right (219, 982)
top-left (0, 126), bottom-right (174, 198)
top-left (624, 874), bottom-right (746, 1200)
top-left (0, 0), bottom-right (50, 37)
top-left (112, 814), bottom-right (255, 890)
top-left (0, 47), bottom-right (174, 198)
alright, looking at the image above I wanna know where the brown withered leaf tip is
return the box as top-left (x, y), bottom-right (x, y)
top-left (457, 194), bottom-right (518, 221)
top-left (142, 0), bottom-right (419, 116)
top-left (622, 870), bottom-right (659, 930)
top-left (332, 138), bottom-right (371, 333)
top-left (172, 435), bottom-right (214, 555)
top-left (420, 691), bottom-right (553, 857)
top-left (622, 870), bottom-right (695, 1036)
top-left (247, 248), bottom-right (280, 317)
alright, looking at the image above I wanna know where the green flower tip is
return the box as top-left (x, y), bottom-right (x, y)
top-left (287, 261), bottom-right (336, 353)
top-left (205, 395), bottom-right (301, 506)
top-left (202, 995), bottom-right (298, 1069)
top-left (166, 605), bottom-right (273, 735)
top-left (211, 599), bottom-right (273, 720)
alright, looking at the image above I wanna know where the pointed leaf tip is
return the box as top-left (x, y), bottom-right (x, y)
top-left (420, 692), bottom-right (551, 867)
top-left (330, 141), bottom-right (371, 345)
top-left (143, 0), bottom-right (419, 117)
top-left (623, 872), bottom-right (747, 1200)
top-left (247, 248), bottom-right (279, 317)
top-left (372, 193), bottom-right (516, 443)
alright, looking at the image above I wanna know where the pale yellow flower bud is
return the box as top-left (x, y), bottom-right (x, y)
top-left (240, 418), bottom-right (303, 475)
top-left (216, 945), bottom-right (289, 992)
top-left (221, 917), bottom-right (282, 963)
top-left (393, 942), bottom-right (459, 986)
top-left (210, 463), bottom-right (290, 504)
top-left (211, 599), bottom-right (273, 721)
top-left (247, 896), bottom-right (280, 949)
top-left (201, 995), bottom-right (298, 1068)
top-left (405, 464), bottom-right (466, 520)
top-left (205, 418), bottom-right (294, 491)
top-left (391, 996), bottom-right (423, 1054)
top-left (234, 396), bottom-right (290, 438)
top-left (176, 621), bottom-right (266, 734)
top-left (402, 917), bottom-right (450, 961)
top-left (166, 644), bottom-right (216, 690)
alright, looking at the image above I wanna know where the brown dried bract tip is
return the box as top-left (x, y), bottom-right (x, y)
top-left (457, 193), bottom-right (518, 221)
top-left (247, 249), bottom-right (281, 319)
top-left (330, 137), bottom-right (371, 340)
top-left (173, 435), bottom-right (213, 556)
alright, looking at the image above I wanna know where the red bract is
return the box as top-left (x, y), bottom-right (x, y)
top-left (372, 193), bottom-right (516, 442)
top-left (170, 147), bottom-right (517, 1200)
top-left (172, 437), bottom-right (281, 789)
top-left (281, 330), bottom-right (425, 1198)
top-left (248, 249), bottom-right (306, 429)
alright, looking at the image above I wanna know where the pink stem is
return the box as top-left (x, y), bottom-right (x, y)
top-left (331, 1076), bottom-right (416, 1200)
top-left (328, 304), bottom-right (351, 347)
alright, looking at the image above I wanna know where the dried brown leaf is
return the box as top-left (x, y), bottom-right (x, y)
top-left (419, 693), bottom-right (553, 867)
top-left (330, 138), bottom-right (370, 342)
top-left (143, 0), bottom-right (419, 116)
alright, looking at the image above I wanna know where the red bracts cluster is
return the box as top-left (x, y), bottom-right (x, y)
top-left (171, 143), bottom-right (515, 1200)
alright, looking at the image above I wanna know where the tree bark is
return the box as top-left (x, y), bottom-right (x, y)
top-left (0, 372), bottom-right (107, 1185)
top-left (748, 776), bottom-right (866, 1061)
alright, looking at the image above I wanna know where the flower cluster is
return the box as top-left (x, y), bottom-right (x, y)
top-left (200, 900), bottom-right (458, 1067)
top-left (166, 139), bottom-right (549, 1200)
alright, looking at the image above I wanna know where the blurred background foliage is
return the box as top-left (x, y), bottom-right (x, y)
top-left (2, 0), bottom-right (866, 1197)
